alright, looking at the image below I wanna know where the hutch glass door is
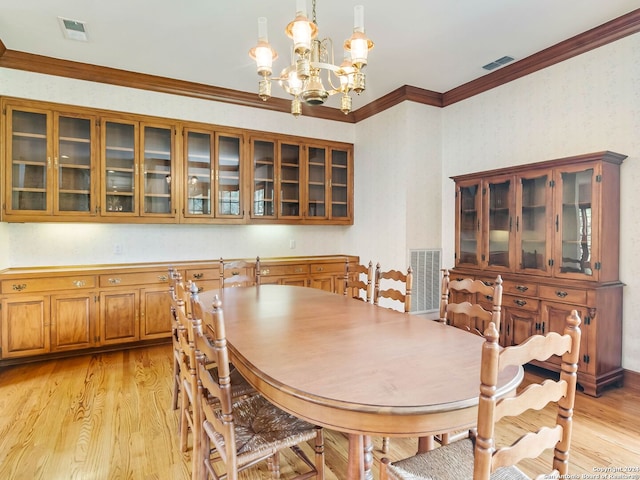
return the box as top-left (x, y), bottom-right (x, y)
top-left (330, 148), bottom-right (350, 219)
top-left (104, 120), bottom-right (136, 214)
top-left (487, 178), bottom-right (512, 270)
top-left (556, 166), bottom-right (595, 279)
top-left (456, 181), bottom-right (481, 267)
top-left (307, 146), bottom-right (327, 218)
top-left (517, 173), bottom-right (550, 272)
top-left (142, 125), bottom-right (173, 215)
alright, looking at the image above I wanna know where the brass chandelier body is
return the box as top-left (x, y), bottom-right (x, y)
top-left (249, 0), bottom-right (373, 117)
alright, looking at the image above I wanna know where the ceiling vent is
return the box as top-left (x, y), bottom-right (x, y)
top-left (482, 55), bottom-right (514, 71)
top-left (58, 17), bottom-right (88, 42)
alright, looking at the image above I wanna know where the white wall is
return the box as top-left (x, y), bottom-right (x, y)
top-left (441, 32), bottom-right (640, 372)
top-left (349, 101), bottom-right (443, 271)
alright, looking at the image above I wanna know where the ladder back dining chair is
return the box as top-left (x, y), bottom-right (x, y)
top-left (193, 294), bottom-right (325, 480)
top-left (380, 310), bottom-right (582, 480)
top-left (373, 263), bottom-right (413, 312)
top-left (344, 259), bottom-right (374, 302)
top-left (219, 256), bottom-right (261, 288)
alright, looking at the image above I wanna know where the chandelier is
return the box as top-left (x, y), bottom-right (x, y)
top-left (249, 0), bottom-right (373, 117)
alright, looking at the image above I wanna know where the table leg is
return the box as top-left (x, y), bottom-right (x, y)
top-left (417, 435), bottom-right (435, 453)
top-left (346, 434), bottom-right (374, 480)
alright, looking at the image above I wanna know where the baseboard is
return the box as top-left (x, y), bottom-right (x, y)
top-left (624, 368), bottom-right (640, 391)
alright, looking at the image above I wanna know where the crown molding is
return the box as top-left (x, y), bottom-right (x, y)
top-left (0, 49), bottom-right (355, 123)
top-left (0, 8), bottom-right (638, 123)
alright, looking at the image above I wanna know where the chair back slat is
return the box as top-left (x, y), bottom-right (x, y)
top-left (220, 257), bottom-right (260, 288)
top-left (374, 263), bottom-right (413, 312)
top-left (344, 260), bottom-right (374, 302)
top-left (474, 310), bottom-right (581, 479)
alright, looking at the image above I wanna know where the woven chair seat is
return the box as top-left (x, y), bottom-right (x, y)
top-left (386, 438), bottom-right (529, 480)
top-left (204, 394), bottom-right (319, 464)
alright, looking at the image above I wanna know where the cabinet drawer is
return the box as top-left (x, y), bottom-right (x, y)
top-left (503, 294), bottom-right (540, 312)
top-left (502, 279), bottom-right (538, 297)
top-left (185, 268), bottom-right (219, 282)
top-left (309, 263), bottom-right (344, 274)
top-left (99, 271), bottom-right (170, 287)
top-left (1, 275), bottom-right (96, 294)
top-left (539, 285), bottom-right (586, 304)
top-left (260, 264), bottom-right (309, 277)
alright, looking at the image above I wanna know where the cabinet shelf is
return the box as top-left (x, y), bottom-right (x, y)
top-left (60, 163), bottom-right (90, 170)
top-left (13, 187), bottom-right (47, 193)
top-left (11, 159), bottom-right (46, 166)
top-left (59, 136), bottom-right (91, 144)
top-left (59, 189), bottom-right (90, 195)
top-left (13, 131), bottom-right (46, 139)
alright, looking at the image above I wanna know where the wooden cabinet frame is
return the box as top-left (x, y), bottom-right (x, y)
top-left (452, 151), bottom-right (626, 396)
top-left (2, 96), bottom-right (353, 225)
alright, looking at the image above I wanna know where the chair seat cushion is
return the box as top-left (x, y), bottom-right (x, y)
top-left (206, 395), bottom-right (318, 462)
top-left (387, 438), bottom-right (530, 480)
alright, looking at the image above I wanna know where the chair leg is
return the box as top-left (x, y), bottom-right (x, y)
top-left (382, 436), bottom-right (390, 454)
top-left (179, 386), bottom-right (189, 452)
top-left (314, 426), bottom-right (325, 479)
top-left (380, 457), bottom-right (391, 480)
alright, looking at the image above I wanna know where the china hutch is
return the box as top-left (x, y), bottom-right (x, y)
top-left (2, 97), bottom-right (353, 225)
top-left (452, 151), bottom-right (625, 396)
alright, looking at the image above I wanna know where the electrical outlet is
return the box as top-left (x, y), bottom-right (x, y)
top-left (113, 244), bottom-right (123, 254)
top-left (289, 239), bottom-right (296, 249)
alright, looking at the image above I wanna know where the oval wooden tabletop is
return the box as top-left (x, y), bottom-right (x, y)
top-left (195, 285), bottom-right (522, 436)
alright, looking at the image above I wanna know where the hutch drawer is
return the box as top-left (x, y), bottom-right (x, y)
top-left (99, 271), bottom-right (170, 287)
top-left (539, 285), bottom-right (586, 304)
top-left (1, 275), bottom-right (96, 294)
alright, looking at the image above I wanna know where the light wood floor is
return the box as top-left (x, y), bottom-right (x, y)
top-left (1, 344), bottom-right (639, 479)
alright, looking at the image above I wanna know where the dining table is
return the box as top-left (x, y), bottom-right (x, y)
top-left (194, 284), bottom-right (523, 480)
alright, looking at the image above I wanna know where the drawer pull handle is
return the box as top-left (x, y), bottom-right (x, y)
top-left (193, 273), bottom-right (204, 279)
top-left (158, 275), bottom-right (168, 282)
top-left (514, 299), bottom-right (527, 307)
top-left (484, 295), bottom-right (493, 301)
top-left (482, 280), bottom-right (494, 286)
top-left (515, 285), bottom-right (528, 292)
top-left (73, 280), bottom-right (86, 288)
top-left (231, 271), bottom-right (240, 276)
top-left (295, 268), bottom-right (303, 273)
top-left (261, 269), bottom-right (270, 275)
top-left (12, 283), bottom-right (27, 292)
top-left (555, 290), bottom-right (568, 298)
top-left (316, 267), bottom-right (324, 271)
top-left (109, 278), bottom-right (121, 285)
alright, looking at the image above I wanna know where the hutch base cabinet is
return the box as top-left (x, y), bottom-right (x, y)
top-left (451, 151), bottom-right (626, 397)
top-left (0, 255), bottom-right (357, 366)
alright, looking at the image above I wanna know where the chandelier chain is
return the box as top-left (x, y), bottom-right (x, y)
top-left (312, 0), bottom-right (317, 25)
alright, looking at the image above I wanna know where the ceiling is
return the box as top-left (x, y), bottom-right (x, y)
top-left (1, 0), bottom-right (639, 112)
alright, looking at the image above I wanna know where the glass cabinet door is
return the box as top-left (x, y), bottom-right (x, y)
top-left (184, 129), bottom-right (213, 217)
top-left (516, 172), bottom-right (551, 273)
top-left (455, 181), bottom-right (482, 267)
top-left (554, 164), bottom-right (598, 279)
top-left (330, 148), bottom-right (351, 220)
top-left (7, 107), bottom-right (51, 213)
top-left (251, 139), bottom-right (276, 218)
top-left (486, 176), bottom-right (513, 270)
top-left (306, 146), bottom-right (327, 218)
top-left (279, 142), bottom-right (301, 218)
top-left (216, 133), bottom-right (242, 218)
top-left (103, 119), bottom-right (137, 215)
top-left (55, 113), bottom-right (95, 215)
top-left (142, 124), bottom-right (174, 215)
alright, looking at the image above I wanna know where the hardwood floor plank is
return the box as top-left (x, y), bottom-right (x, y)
top-left (0, 345), bottom-right (638, 479)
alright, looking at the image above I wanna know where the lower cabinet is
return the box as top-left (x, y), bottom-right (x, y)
top-left (0, 255), bottom-right (357, 364)
top-left (451, 268), bottom-right (623, 397)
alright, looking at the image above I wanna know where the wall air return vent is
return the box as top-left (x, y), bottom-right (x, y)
top-left (410, 249), bottom-right (441, 314)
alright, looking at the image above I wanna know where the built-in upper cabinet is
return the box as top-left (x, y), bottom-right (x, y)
top-left (4, 102), bottom-right (98, 220)
top-left (2, 97), bottom-right (353, 225)
top-left (182, 126), bottom-right (244, 222)
top-left (249, 136), bottom-right (353, 224)
top-left (101, 118), bottom-right (176, 220)
top-left (453, 151), bottom-right (625, 282)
